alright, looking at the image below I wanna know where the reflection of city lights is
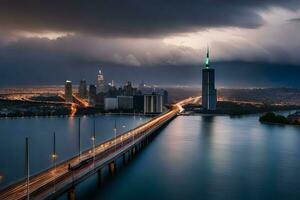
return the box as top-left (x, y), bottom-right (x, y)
top-left (70, 103), bottom-right (77, 117)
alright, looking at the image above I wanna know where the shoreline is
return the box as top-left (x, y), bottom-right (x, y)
top-left (0, 112), bottom-right (157, 120)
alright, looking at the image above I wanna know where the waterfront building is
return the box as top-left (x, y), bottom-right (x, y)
top-left (202, 48), bottom-right (217, 110)
top-left (97, 69), bottom-right (105, 94)
top-left (144, 94), bottom-right (163, 114)
top-left (163, 90), bottom-right (168, 105)
top-left (95, 92), bottom-right (105, 108)
top-left (133, 95), bottom-right (144, 113)
top-left (104, 98), bottom-right (118, 111)
top-left (88, 84), bottom-right (96, 106)
top-left (65, 80), bottom-right (73, 102)
top-left (78, 80), bottom-right (87, 98)
top-left (117, 96), bottom-right (133, 111)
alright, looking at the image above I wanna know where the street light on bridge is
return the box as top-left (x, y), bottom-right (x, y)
top-left (113, 120), bottom-right (117, 153)
top-left (51, 131), bottom-right (57, 192)
top-left (91, 118), bottom-right (96, 168)
top-left (25, 137), bottom-right (30, 200)
top-left (78, 117), bottom-right (81, 161)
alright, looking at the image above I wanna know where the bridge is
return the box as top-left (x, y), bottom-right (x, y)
top-left (0, 97), bottom-right (197, 200)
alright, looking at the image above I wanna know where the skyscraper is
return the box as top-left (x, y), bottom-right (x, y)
top-left (88, 84), bottom-right (96, 106)
top-left (65, 80), bottom-right (73, 102)
top-left (78, 80), bottom-right (87, 98)
top-left (144, 94), bottom-right (163, 114)
top-left (202, 48), bottom-right (217, 110)
top-left (97, 69), bottom-right (105, 94)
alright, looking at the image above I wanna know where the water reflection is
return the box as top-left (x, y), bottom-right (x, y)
top-left (72, 114), bottom-right (300, 200)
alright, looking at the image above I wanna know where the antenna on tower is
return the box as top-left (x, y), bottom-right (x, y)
top-left (205, 47), bottom-right (210, 68)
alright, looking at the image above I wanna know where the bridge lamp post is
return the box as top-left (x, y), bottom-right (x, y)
top-left (113, 120), bottom-right (117, 153)
top-left (91, 119), bottom-right (96, 168)
top-left (78, 117), bottom-right (81, 161)
top-left (25, 137), bottom-right (30, 200)
top-left (51, 131), bottom-right (58, 192)
top-left (121, 125), bottom-right (126, 146)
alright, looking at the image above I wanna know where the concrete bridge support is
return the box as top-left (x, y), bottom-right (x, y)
top-left (122, 153), bottom-right (127, 165)
top-left (109, 161), bottom-right (116, 176)
top-left (67, 187), bottom-right (76, 200)
top-left (97, 168), bottom-right (102, 186)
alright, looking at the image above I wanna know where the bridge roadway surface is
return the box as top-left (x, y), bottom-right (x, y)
top-left (0, 97), bottom-right (197, 200)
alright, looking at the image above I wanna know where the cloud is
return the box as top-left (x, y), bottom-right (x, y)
top-left (0, 2), bottom-right (300, 87)
top-left (0, 0), bottom-right (300, 37)
top-left (288, 17), bottom-right (300, 22)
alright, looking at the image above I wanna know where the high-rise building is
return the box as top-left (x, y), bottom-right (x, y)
top-left (95, 93), bottom-right (105, 108)
top-left (104, 98), bottom-right (118, 111)
top-left (78, 80), bottom-right (87, 98)
top-left (123, 81), bottom-right (136, 96)
top-left (133, 95), bottom-right (144, 113)
top-left (88, 84), bottom-right (96, 106)
top-left (202, 48), bottom-right (217, 110)
top-left (144, 94), bottom-right (163, 114)
top-left (97, 69), bottom-right (105, 94)
top-left (65, 80), bottom-right (73, 102)
top-left (117, 96), bottom-right (133, 111)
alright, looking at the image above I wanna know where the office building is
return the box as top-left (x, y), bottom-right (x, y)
top-left (202, 48), bottom-right (217, 110)
top-left (117, 96), bottom-right (133, 111)
top-left (95, 93), bottom-right (105, 108)
top-left (88, 84), bottom-right (96, 106)
top-left (97, 69), bottom-right (105, 94)
top-left (104, 98), bottom-right (118, 111)
top-left (65, 80), bottom-right (73, 102)
top-left (123, 81), bottom-right (136, 96)
top-left (78, 80), bottom-right (87, 98)
top-left (133, 95), bottom-right (144, 113)
top-left (144, 94), bottom-right (163, 114)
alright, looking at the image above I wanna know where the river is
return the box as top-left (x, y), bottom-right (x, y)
top-left (0, 114), bottom-right (150, 189)
top-left (1, 113), bottom-right (300, 200)
top-left (69, 114), bottom-right (300, 200)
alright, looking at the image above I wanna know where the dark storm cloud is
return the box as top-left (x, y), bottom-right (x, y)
top-left (289, 17), bottom-right (300, 22)
top-left (0, 0), bottom-right (300, 37)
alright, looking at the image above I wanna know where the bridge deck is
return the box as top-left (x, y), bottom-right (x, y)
top-left (0, 97), bottom-right (196, 200)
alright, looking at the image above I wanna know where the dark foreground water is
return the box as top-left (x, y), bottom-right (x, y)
top-left (68, 114), bottom-right (300, 200)
top-left (0, 115), bottom-right (150, 189)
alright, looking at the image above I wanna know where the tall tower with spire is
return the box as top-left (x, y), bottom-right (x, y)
top-left (97, 69), bottom-right (105, 94)
top-left (202, 48), bottom-right (217, 110)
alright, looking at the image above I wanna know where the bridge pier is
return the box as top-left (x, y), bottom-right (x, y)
top-left (122, 153), bottom-right (127, 164)
top-left (132, 146), bottom-right (136, 156)
top-left (129, 149), bottom-right (132, 160)
top-left (97, 168), bottom-right (102, 186)
top-left (67, 187), bottom-right (76, 200)
top-left (109, 161), bottom-right (116, 176)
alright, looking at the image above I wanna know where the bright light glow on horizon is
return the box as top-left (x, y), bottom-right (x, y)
top-left (17, 31), bottom-right (73, 40)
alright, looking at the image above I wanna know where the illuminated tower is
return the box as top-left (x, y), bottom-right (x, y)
top-left (78, 80), bottom-right (87, 98)
top-left (97, 69), bottom-right (105, 94)
top-left (202, 48), bottom-right (217, 110)
top-left (65, 80), bottom-right (73, 102)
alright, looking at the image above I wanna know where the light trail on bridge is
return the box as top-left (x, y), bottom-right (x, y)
top-left (0, 97), bottom-right (197, 200)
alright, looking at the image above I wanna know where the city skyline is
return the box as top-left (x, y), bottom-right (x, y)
top-left (0, 1), bottom-right (300, 87)
top-left (1, 2), bottom-right (300, 200)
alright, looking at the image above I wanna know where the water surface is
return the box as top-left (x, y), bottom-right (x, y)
top-left (71, 114), bottom-right (300, 200)
top-left (0, 115), bottom-right (150, 188)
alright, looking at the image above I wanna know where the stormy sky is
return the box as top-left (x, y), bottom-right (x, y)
top-left (0, 0), bottom-right (300, 87)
